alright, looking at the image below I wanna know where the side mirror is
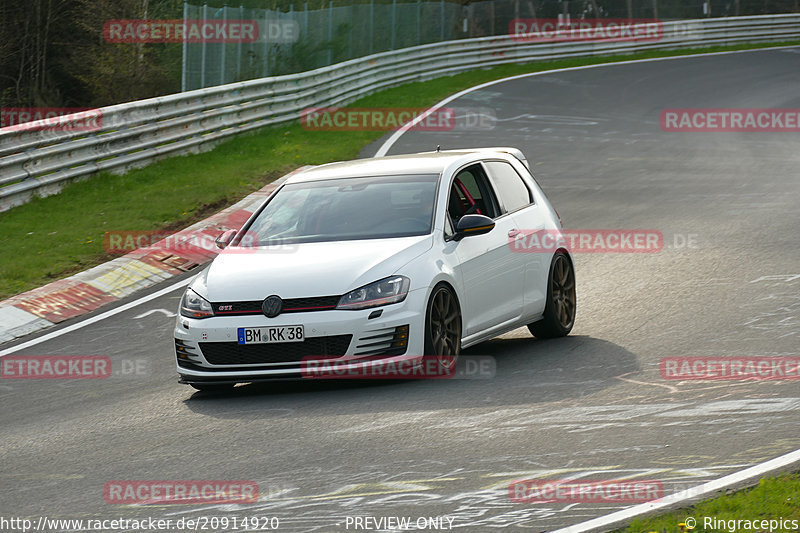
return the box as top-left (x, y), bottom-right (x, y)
top-left (454, 214), bottom-right (495, 241)
top-left (215, 229), bottom-right (237, 249)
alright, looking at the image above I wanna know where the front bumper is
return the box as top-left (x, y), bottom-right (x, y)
top-left (174, 289), bottom-right (427, 384)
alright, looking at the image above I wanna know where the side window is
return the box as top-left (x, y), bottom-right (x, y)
top-left (484, 161), bottom-right (533, 214)
top-left (447, 165), bottom-right (500, 228)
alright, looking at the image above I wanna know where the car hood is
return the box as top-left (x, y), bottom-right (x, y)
top-left (192, 235), bottom-right (433, 302)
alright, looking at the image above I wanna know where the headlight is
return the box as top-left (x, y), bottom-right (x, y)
top-left (180, 288), bottom-right (215, 319)
top-left (337, 276), bottom-right (410, 310)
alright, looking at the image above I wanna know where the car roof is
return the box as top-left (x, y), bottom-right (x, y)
top-left (285, 148), bottom-right (527, 184)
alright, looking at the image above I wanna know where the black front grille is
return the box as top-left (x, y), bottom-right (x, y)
top-left (199, 335), bottom-right (352, 365)
top-left (213, 296), bottom-right (341, 316)
top-left (283, 296), bottom-right (340, 312)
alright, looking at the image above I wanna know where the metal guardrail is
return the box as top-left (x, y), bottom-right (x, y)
top-left (1, 14), bottom-right (799, 212)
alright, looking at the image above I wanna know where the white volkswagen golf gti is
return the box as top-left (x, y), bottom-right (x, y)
top-left (174, 147), bottom-right (576, 390)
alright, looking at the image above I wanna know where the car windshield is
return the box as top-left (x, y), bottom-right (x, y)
top-left (245, 174), bottom-right (439, 245)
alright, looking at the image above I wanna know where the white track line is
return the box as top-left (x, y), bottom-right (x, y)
top-left (375, 45), bottom-right (800, 157)
top-left (378, 44), bottom-right (800, 532)
top-left (0, 278), bottom-right (190, 356)
top-left (551, 447), bottom-right (800, 532)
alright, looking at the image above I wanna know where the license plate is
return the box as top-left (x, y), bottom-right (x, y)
top-left (237, 325), bottom-right (304, 344)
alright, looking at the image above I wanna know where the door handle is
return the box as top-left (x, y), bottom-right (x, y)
top-left (508, 229), bottom-right (521, 238)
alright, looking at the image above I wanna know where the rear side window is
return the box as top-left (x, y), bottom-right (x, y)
top-left (484, 161), bottom-right (533, 214)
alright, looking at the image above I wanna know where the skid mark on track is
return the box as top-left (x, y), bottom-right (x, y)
top-left (130, 399), bottom-right (800, 530)
top-left (615, 373), bottom-right (680, 393)
top-left (156, 464), bottom-right (756, 532)
top-left (333, 397), bottom-right (800, 439)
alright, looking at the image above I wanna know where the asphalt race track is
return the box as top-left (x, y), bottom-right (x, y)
top-left (2, 48), bottom-right (800, 532)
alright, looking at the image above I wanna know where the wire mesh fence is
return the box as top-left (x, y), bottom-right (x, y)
top-left (182, 1), bottom-right (466, 90)
top-left (182, 0), bottom-right (800, 90)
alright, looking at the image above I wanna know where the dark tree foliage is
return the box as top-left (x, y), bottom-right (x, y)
top-left (67, 0), bottom-right (183, 106)
top-left (0, 0), bottom-right (183, 108)
top-left (0, 0), bottom-right (85, 107)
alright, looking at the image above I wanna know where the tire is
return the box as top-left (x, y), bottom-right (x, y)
top-left (424, 283), bottom-right (462, 370)
top-left (189, 382), bottom-right (235, 392)
top-left (528, 252), bottom-right (576, 339)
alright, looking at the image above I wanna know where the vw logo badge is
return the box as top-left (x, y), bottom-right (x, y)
top-left (262, 295), bottom-right (283, 318)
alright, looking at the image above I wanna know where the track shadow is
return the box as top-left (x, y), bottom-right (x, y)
top-left (182, 333), bottom-right (640, 420)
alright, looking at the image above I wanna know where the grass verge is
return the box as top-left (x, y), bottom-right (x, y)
top-left (616, 471), bottom-right (800, 533)
top-left (1, 40), bottom-right (798, 300)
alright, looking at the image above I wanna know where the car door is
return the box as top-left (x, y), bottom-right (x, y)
top-left (482, 159), bottom-right (548, 320)
top-left (447, 163), bottom-right (524, 336)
